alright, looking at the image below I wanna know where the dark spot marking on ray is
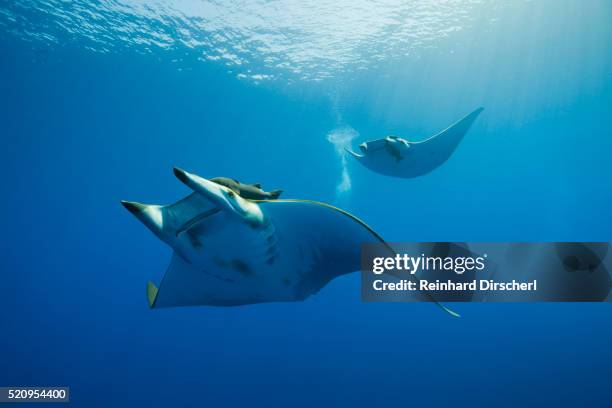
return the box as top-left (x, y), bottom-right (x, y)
top-left (563, 255), bottom-right (581, 272)
top-left (213, 257), bottom-right (253, 278)
top-left (186, 230), bottom-right (203, 248)
top-left (231, 259), bottom-right (253, 276)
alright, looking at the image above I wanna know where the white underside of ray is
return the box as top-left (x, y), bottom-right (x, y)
top-left (348, 107), bottom-right (483, 178)
top-left (152, 198), bottom-right (393, 308)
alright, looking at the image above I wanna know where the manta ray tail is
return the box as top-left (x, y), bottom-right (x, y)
top-left (439, 304), bottom-right (461, 318)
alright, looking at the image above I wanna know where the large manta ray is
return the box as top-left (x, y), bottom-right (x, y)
top-left (121, 168), bottom-right (458, 316)
top-left (346, 107), bottom-right (484, 178)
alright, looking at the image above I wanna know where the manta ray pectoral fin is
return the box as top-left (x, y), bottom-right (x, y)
top-left (257, 199), bottom-right (460, 317)
top-left (416, 107), bottom-right (484, 146)
top-left (121, 200), bottom-right (164, 237)
top-left (344, 147), bottom-right (364, 159)
top-left (147, 281), bottom-right (159, 308)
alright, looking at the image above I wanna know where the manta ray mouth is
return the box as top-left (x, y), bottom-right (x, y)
top-left (175, 207), bottom-right (221, 236)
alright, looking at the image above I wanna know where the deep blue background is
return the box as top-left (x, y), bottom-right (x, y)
top-left (1, 1), bottom-right (612, 407)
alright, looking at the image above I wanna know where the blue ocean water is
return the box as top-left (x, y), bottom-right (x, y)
top-left (1, 1), bottom-right (611, 406)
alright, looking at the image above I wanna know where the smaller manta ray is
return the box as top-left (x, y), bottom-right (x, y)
top-left (210, 177), bottom-right (282, 200)
top-left (121, 168), bottom-right (458, 317)
top-left (346, 107), bottom-right (484, 178)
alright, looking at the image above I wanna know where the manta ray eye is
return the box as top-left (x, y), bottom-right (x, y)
top-left (227, 190), bottom-right (235, 198)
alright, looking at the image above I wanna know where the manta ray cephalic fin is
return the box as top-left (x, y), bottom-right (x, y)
top-left (344, 148), bottom-right (364, 159)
